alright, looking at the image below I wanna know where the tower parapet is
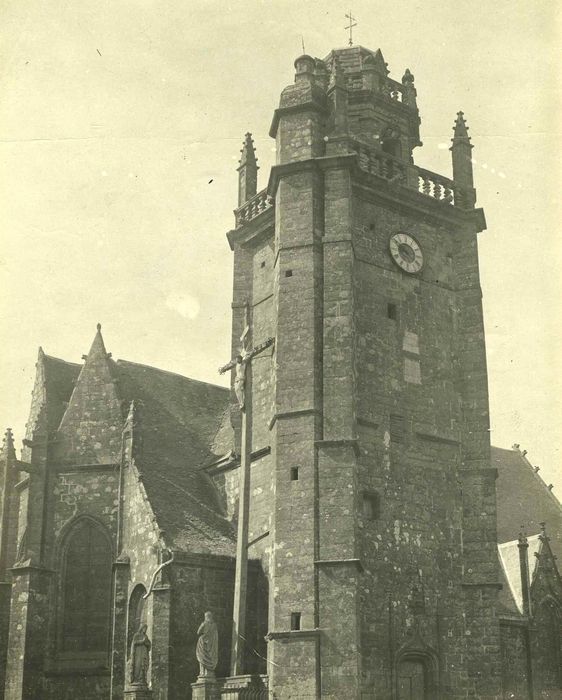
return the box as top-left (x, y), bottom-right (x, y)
top-left (236, 46), bottom-right (483, 231)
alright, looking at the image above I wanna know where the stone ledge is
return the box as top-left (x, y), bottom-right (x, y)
top-left (415, 431), bottom-right (460, 446)
top-left (315, 557), bottom-right (364, 572)
top-left (269, 408), bottom-right (320, 430)
top-left (315, 438), bottom-right (360, 457)
top-left (265, 628), bottom-right (321, 641)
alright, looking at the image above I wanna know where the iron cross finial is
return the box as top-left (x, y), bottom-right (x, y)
top-left (345, 11), bottom-right (357, 47)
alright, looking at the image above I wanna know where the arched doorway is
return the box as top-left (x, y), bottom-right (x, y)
top-left (398, 658), bottom-right (427, 700)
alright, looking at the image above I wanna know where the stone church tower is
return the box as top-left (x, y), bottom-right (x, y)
top-left (1, 41), bottom-right (561, 700)
top-left (229, 45), bottom-right (501, 699)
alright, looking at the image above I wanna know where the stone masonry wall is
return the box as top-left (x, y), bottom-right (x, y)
top-left (351, 195), bottom-right (488, 698)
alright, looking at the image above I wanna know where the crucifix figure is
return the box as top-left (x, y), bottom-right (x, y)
top-left (219, 301), bottom-right (274, 676)
top-left (345, 10), bottom-right (357, 47)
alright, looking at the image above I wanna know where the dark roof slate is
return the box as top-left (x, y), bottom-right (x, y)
top-left (493, 446), bottom-right (562, 562)
top-left (114, 360), bottom-right (235, 555)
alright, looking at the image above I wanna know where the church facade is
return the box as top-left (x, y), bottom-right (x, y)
top-left (0, 43), bottom-right (561, 700)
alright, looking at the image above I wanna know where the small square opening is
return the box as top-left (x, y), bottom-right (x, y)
top-left (290, 612), bottom-right (301, 631)
top-left (362, 492), bottom-right (381, 520)
top-left (387, 303), bottom-right (398, 320)
top-left (260, 260), bottom-right (266, 268)
top-left (285, 269), bottom-right (293, 277)
top-left (290, 466), bottom-right (299, 481)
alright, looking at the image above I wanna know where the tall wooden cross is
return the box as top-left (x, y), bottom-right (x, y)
top-left (219, 302), bottom-right (274, 676)
top-left (345, 10), bottom-right (357, 47)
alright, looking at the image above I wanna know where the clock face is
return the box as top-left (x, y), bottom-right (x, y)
top-left (389, 233), bottom-right (424, 274)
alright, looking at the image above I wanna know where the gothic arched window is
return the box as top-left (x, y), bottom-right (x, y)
top-left (60, 518), bottom-right (113, 653)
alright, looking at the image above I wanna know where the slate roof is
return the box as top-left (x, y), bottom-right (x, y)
top-left (493, 446), bottom-right (562, 561)
top-left (28, 338), bottom-right (235, 557)
top-left (41, 353), bottom-right (81, 434)
top-left (114, 360), bottom-right (235, 555)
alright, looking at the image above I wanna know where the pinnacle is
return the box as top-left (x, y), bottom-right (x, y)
top-left (452, 111), bottom-right (471, 143)
top-left (2, 427), bottom-right (16, 458)
top-left (238, 133), bottom-right (258, 168)
top-left (402, 68), bottom-right (415, 85)
top-left (85, 322), bottom-right (109, 361)
top-left (328, 55), bottom-right (345, 91)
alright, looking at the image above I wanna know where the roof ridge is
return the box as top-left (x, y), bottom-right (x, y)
top-left (115, 359), bottom-right (229, 391)
top-left (42, 353), bottom-right (81, 368)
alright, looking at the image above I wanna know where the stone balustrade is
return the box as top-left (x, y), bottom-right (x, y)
top-left (356, 144), bottom-right (408, 184)
top-left (417, 167), bottom-right (456, 204)
top-left (418, 167), bottom-right (475, 208)
top-left (386, 78), bottom-right (404, 102)
top-left (235, 189), bottom-right (273, 228)
top-left (355, 143), bottom-right (471, 209)
top-left (235, 157), bottom-right (469, 230)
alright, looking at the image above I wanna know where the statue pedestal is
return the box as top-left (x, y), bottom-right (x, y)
top-left (191, 674), bottom-right (220, 700)
top-left (124, 684), bottom-right (153, 700)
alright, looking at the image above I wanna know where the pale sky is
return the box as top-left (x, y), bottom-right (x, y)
top-left (1, 1), bottom-right (561, 496)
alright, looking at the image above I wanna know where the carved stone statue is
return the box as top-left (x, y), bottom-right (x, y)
top-left (234, 353), bottom-right (248, 410)
top-left (129, 623), bottom-right (151, 687)
top-left (196, 611), bottom-right (219, 677)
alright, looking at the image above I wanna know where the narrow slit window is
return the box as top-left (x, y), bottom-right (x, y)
top-left (387, 303), bottom-right (398, 320)
top-left (290, 612), bottom-right (301, 631)
top-left (362, 492), bottom-right (381, 520)
top-left (260, 260), bottom-right (266, 268)
top-left (390, 414), bottom-right (405, 442)
top-left (290, 466), bottom-right (299, 481)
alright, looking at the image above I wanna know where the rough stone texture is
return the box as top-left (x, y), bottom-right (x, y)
top-left (226, 42), bottom-right (510, 700)
top-left (169, 558), bottom-right (237, 700)
top-left (2, 41), bottom-right (562, 700)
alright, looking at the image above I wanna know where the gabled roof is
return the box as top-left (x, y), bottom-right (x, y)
top-left (23, 328), bottom-right (235, 556)
top-left (114, 360), bottom-right (235, 555)
top-left (493, 446), bottom-right (562, 561)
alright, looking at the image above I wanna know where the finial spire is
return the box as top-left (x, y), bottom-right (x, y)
top-left (83, 322), bottom-right (109, 361)
top-left (237, 133), bottom-right (258, 207)
top-left (328, 55), bottom-right (345, 91)
top-left (401, 68), bottom-right (417, 108)
top-left (328, 55), bottom-right (348, 135)
top-left (3, 428), bottom-right (14, 450)
top-left (238, 133), bottom-right (258, 170)
top-left (450, 111), bottom-right (476, 207)
top-left (345, 11), bottom-right (357, 47)
top-left (452, 111), bottom-right (472, 145)
top-left (1, 428), bottom-right (16, 461)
